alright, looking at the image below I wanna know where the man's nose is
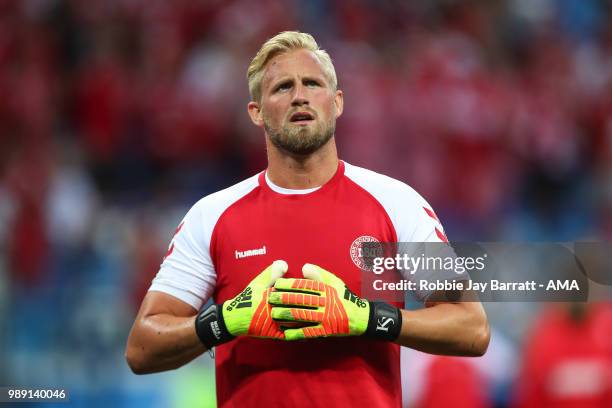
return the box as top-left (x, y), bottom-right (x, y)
top-left (291, 83), bottom-right (309, 106)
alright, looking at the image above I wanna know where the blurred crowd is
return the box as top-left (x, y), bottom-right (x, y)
top-left (0, 0), bottom-right (611, 407)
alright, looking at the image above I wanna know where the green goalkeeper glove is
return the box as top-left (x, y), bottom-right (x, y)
top-left (195, 260), bottom-right (288, 348)
top-left (268, 263), bottom-right (402, 341)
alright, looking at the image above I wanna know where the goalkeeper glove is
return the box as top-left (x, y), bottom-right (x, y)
top-left (195, 260), bottom-right (288, 348)
top-left (268, 263), bottom-right (402, 341)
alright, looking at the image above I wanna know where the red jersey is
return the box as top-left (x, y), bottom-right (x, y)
top-left (150, 160), bottom-right (447, 407)
top-left (513, 304), bottom-right (612, 408)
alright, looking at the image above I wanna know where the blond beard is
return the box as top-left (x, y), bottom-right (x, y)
top-left (264, 115), bottom-right (336, 155)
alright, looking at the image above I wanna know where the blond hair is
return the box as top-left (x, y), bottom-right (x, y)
top-left (247, 31), bottom-right (337, 102)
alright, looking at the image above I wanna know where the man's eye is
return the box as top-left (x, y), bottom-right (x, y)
top-left (276, 83), bottom-right (291, 92)
top-left (305, 80), bottom-right (319, 87)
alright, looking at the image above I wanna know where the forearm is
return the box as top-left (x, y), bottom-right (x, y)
top-left (395, 302), bottom-right (490, 356)
top-left (126, 314), bottom-right (206, 374)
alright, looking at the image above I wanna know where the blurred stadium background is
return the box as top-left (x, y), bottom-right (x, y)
top-left (0, 0), bottom-right (611, 407)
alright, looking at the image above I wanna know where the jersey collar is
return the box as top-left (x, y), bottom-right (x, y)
top-left (259, 160), bottom-right (345, 196)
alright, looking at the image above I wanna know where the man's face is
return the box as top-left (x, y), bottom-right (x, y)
top-left (248, 49), bottom-right (343, 155)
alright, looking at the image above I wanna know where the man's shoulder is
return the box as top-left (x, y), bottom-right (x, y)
top-left (189, 172), bottom-right (261, 217)
top-left (343, 162), bottom-right (446, 242)
top-left (343, 162), bottom-right (426, 206)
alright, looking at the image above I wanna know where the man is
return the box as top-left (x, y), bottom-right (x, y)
top-left (512, 303), bottom-right (612, 408)
top-left (125, 31), bottom-right (490, 407)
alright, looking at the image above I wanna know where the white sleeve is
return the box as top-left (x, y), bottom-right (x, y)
top-left (395, 191), bottom-right (459, 302)
top-left (149, 202), bottom-right (216, 311)
top-left (147, 174), bottom-right (260, 310)
top-left (401, 190), bottom-right (448, 243)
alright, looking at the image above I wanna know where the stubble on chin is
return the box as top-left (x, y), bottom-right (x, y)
top-left (264, 117), bottom-right (336, 156)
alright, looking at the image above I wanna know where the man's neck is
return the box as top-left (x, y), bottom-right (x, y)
top-left (266, 137), bottom-right (339, 189)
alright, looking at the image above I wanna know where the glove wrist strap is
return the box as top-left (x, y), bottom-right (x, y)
top-left (195, 304), bottom-right (235, 349)
top-left (365, 302), bottom-right (402, 341)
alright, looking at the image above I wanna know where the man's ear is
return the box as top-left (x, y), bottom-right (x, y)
top-left (247, 101), bottom-right (264, 127)
top-left (334, 90), bottom-right (344, 118)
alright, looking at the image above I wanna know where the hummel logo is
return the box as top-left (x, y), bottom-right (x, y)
top-left (235, 245), bottom-right (267, 259)
top-left (376, 317), bottom-right (395, 332)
